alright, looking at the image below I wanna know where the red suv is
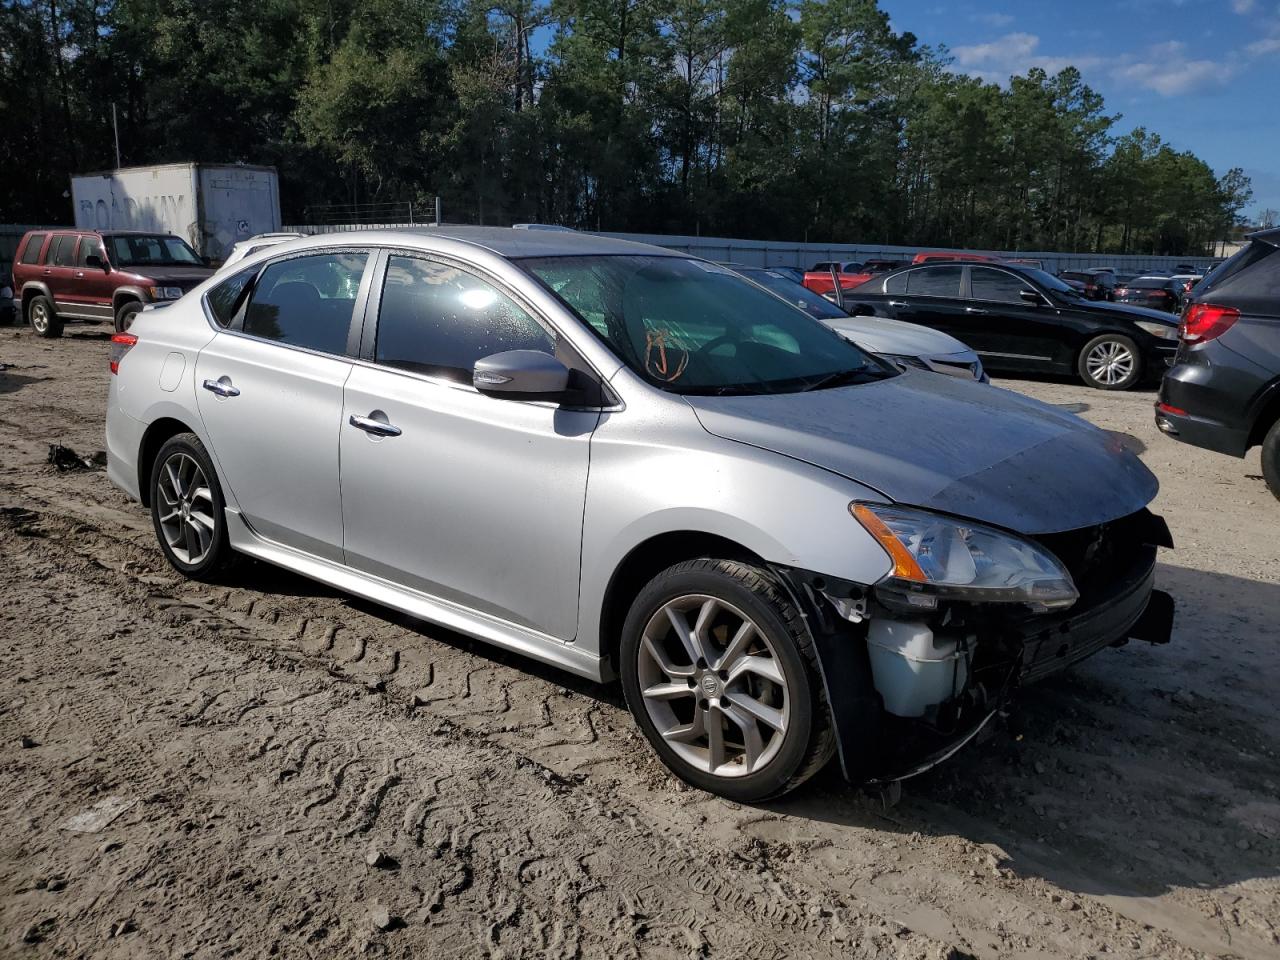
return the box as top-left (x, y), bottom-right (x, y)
top-left (12, 229), bottom-right (214, 336)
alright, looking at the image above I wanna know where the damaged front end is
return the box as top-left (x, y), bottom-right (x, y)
top-left (774, 506), bottom-right (1175, 784)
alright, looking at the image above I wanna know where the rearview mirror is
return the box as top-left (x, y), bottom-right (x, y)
top-left (473, 350), bottom-right (571, 401)
top-left (85, 254), bottom-right (106, 270)
top-left (1020, 289), bottom-right (1042, 306)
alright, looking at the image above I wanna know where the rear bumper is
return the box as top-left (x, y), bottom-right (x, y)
top-left (1156, 344), bottom-right (1259, 457)
top-left (105, 381), bottom-right (145, 502)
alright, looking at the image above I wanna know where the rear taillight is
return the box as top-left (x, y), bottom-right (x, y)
top-left (1180, 303), bottom-right (1240, 344)
top-left (109, 332), bottom-right (137, 374)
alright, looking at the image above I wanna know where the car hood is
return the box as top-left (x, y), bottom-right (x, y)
top-left (1085, 299), bottom-right (1178, 323)
top-left (822, 314), bottom-right (973, 359)
top-left (125, 266), bottom-right (215, 285)
top-left (685, 372), bottom-right (1157, 535)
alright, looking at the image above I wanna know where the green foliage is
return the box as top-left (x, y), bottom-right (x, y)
top-left (0, 0), bottom-right (1252, 254)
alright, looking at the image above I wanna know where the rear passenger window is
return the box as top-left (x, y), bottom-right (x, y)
top-left (206, 266), bottom-right (258, 327)
top-left (51, 235), bottom-right (75, 267)
top-left (242, 252), bottom-right (368, 354)
top-left (375, 256), bottom-right (555, 383)
top-left (907, 265), bottom-right (963, 298)
top-left (20, 234), bottom-right (46, 264)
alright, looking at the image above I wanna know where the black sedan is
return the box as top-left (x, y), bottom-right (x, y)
top-left (846, 261), bottom-right (1180, 390)
top-left (1115, 276), bottom-right (1185, 314)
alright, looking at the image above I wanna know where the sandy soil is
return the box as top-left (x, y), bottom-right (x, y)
top-left (1, 326), bottom-right (1277, 959)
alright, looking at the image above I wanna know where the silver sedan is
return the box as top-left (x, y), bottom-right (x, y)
top-left (106, 227), bottom-right (1174, 800)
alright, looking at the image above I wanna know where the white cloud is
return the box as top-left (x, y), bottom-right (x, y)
top-left (950, 32), bottom-right (1239, 97)
top-left (973, 12), bottom-right (1015, 28)
top-left (1246, 35), bottom-right (1280, 54)
top-left (1113, 53), bottom-right (1226, 96)
top-left (951, 32), bottom-right (1104, 77)
top-left (1232, 0), bottom-right (1256, 13)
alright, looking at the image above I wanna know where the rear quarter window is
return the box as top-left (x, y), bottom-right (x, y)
top-left (19, 234), bottom-right (47, 265)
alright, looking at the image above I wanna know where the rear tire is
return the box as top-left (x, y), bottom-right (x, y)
top-left (1262, 420), bottom-right (1280, 503)
top-left (1078, 334), bottom-right (1141, 390)
top-left (27, 295), bottom-right (63, 338)
top-left (619, 558), bottom-right (835, 802)
top-left (149, 433), bottom-right (236, 581)
top-left (114, 300), bottom-right (142, 333)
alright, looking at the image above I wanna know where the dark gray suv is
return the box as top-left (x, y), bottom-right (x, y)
top-left (1156, 227), bottom-right (1280, 498)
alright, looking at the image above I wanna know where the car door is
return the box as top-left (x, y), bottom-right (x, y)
top-left (43, 234), bottom-right (79, 314)
top-left (194, 248), bottom-right (373, 562)
top-left (68, 235), bottom-right (114, 321)
top-left (882, 265), bottom-right (970, 340)
top-left (339, 252), bottom-right (599, 641)
top-left (963, 267), bottom-right (1067, 372)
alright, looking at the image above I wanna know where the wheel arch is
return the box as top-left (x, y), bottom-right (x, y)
top-left (137, 417), bottom-right (200, 507)
top-left (20, 282), bottom-right (53, 316)
top-left (1247, 379), bottom-right (1280, 448)
top-left (598, 531), bottom-right (767, 677)
top-left (113, 286), bottom-right (148, 311)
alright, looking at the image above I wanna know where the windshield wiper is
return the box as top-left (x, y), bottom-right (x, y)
top-left (801, 367), bottom-right (879, 392)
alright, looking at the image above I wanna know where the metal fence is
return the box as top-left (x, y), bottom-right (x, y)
top-left (281, 224), bottom-right (1220, 274)
top-left (6, 220), bottom-right (1222, 279)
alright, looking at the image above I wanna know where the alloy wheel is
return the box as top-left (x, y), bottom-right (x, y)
top-left (1086, 340), bottom-right (1135, 386)
top-left (156, 452), bottom-right (217, 565)
top-left (636, 594), bottom-right (790, 778)
top-left (30, 301), bottom-right (49, 334)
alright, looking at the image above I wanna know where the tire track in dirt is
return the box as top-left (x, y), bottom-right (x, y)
top-left (2, 432), bottom-right (1280, 957)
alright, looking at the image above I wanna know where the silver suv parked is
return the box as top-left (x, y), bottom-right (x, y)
top-left (106, 228), bottom-right (1175, 800)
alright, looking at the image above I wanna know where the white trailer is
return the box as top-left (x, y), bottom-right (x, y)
top-left (70, 163), bottom-right (282, 262)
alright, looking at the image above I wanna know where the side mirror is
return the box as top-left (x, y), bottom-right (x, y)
top-left (85, 254), bottom-right (106, 270)
top-left (1019, 289), bottom-right (1042, 306)
top-left (473, 350), bottom-right (571, 401)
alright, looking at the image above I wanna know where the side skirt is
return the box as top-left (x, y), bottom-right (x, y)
top-left (224, 508), bottom-right (606, 682)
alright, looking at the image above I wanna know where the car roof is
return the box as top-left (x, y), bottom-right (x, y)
top-left (1246, 226), bottom-right (1280, 245)
top-left (286, 225), bottom-right (676, 259)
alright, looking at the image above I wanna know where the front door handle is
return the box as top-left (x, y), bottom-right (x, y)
top-left (965, 307), bottom-right (988, 315)
top-left (202, 377), bottom-right (240, 398)
top-left (888, 300), bottom-right (908, 308)
top-left (349, 413), bottom-right (402, 438)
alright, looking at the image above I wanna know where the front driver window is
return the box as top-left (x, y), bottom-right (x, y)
top-left (375, 256), bottom-right (555, 383)
top-left (970, 267), bottom-right (1029, 304)
top-left (242, 251), bottom-right (369, 354)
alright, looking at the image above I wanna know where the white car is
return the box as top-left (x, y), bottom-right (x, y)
top-left (727, 265), bottom-right (987, 382)
top-left (218, 232), bottom-right (306, 272)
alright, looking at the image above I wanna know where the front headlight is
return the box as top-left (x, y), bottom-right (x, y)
top-left (1134, 320), bottom-right (1177, 340)
top-left (882, 353), bottom-right (930, 372)
top-left (148, 286), bottom-right (184, 300)
top-left (851, 503), bottom-right (1078, 612)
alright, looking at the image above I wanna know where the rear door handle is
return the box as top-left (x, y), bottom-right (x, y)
top-left (349, 413), bottom-right (402, 438)
top-left (888, 300), bottom-right (908, 308)
top-left (965, 307), bottom-right (988, 315)
top-left (202, 377), bottom-right (240, 398)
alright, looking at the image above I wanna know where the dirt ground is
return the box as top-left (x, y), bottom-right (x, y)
top-left (1, 325), bottom-right (1277, 960)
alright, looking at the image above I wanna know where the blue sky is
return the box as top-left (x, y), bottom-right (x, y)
top-left (885, 0), bottom-right (1280, 218)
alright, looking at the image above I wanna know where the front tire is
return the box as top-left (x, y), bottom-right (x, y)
top-left (115, 300), bottom-right (142, 333)
top-left (149, 433), bottom-right (235, 581)
top-left (1262, 419), bottom-right (1280, 503)
top-left (27, 295), bottom-right (63, 338)
top-left (1078, 334), bottom-right (1141, 390)
top-left (620, 558), bottom-right (835, 802)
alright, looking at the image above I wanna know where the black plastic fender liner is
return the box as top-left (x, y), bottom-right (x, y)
top-left (768, 565), bottom-right (884, 783)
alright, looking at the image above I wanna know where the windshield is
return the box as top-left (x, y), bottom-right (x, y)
top-left (521, 255), bottom-right (890, 395)
top-left (735, 268), bottom-right (850, 321)
top-left (1023, 267), bottom-right (1082, 297)
top-left (106, 234), bottom-right (202, 267)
